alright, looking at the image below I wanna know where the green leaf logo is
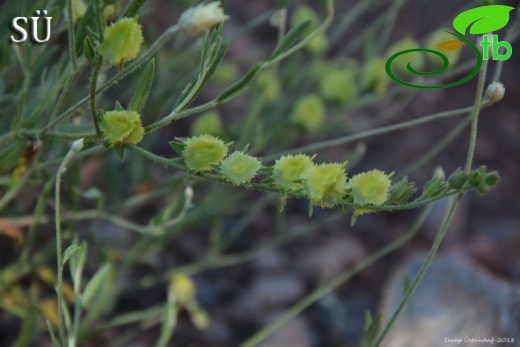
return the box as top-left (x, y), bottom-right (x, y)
top-left (453, 5), bottom-right (515, 35)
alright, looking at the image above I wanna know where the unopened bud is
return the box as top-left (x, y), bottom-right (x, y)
top-left (486, 82), bottom-right (505, 103)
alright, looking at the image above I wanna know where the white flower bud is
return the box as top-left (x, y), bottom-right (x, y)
top-left (486, 82), bottom-right (505, 103)
top-left (71, 138), bottom-right (85, 152)
top-left (433, 166), bottom-right (445, 181)
top-left (179, 2), bottom-right (229, 35)
top-left (184, 186), bottom-right (194, 202)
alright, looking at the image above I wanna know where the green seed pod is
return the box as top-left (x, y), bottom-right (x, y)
top-left (99, 110), bottom-right (144, 145)
top-left (448, 168), bottom-right (468, 190)
top-left (362, 57), bottom-right (389, 94)
top-left (291, 94), bottom-right (326, 133)
top-left (389, 176), bottom-right (416, 203)
top-left (190, 111), bottom-right (224, 137)
top-left (386, 37), bottom-right (425, 75)
top-left (182, 135), bottom-right (228, 172)
top-left (348, 170), bottom-right (392, 205)
top-left (291, 5), bottom-right (328, 54)
top-left (256, 70), bottom-right (281, 103)
top-left (99, 18), bottom-right (144, 66)
top-left (220, 151), bottom-right (262, 185)
top-left (301, 162), bottom-right (348, 208)
top-left (319, 69), bottom-right (359, 105)
top-left (272, 154), bottom-right (314, 191)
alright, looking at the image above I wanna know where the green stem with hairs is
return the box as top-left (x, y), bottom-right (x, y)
top-left (41, 25), bottom-right (181, 134)
top-left (267, 100), bottom-right (492, 161)
top-left (89, 57), bottom-right (103, 136)
top-left (55, 139), bottom-right (85, 345)
top-left (371, 47), bottom-right (490, 347)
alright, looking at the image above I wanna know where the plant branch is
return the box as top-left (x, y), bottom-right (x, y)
top-left (55, 139), bottom-right (85, 344)
top-left (267, 100), bottom-right (492, 161)
top-left (371, 46), bottom-right (490, 347)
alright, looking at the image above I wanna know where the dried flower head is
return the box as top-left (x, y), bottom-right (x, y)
top-left (348, 170), bottom-right (392, 205)
top-left (179, 1), bottom-right (229, 35)
top-left (100, 110), bottom-right (144, 145)
top-left (182, 135), bottom-right (228, 172)
top-left (291, 94), bottom-right (326, 133)
top-left (301, 162), bottom-right (348, 208)
top-left (220, 151), bottom-right (261, 185)
top-left (99, 18), bottom-right (144, 66)
top-left (272, 154), bottom-right (314, 191)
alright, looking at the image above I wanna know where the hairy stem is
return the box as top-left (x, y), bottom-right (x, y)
top-left (89, 57), bottom-right (103, 136)
top-left (55, 139), bottom-right (85, 344)
top-left (371, 46), bottom-right (490, 347)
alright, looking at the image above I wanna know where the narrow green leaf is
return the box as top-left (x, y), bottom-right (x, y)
top-left (217, 63), bottom-right (262, 103)
top-left (199, 41), bottom-right (230, 89)
top-left (122, 0), bottom-right (148, 18)
top-left (176, 43), bottom-right (230, 111)
top-left (82, 264), bottom-right (115, 324)
top-left (82, 264), bottom-right (112, 308)
top-left (364, 311), bottom-right (373, 329)
top-left (62, 245), bottom-right (80, 266)
top-left (201, 24), bottom-right (224, 67)
top-left (169, 140), bottom-right (186, 155)
top-left (129, 58), bottom-right (156, 113)
top-left (156, 304), bottom-right (179, 347)
top-left (75, 4), bottom-right (97, 56)
top-left (69, 241), bottom-right (87, 292)
top-left (173, 75), bottom-right (198, 109)
top-left (114, 144), bottom-right (125, 162)
top-left (114, 101), bottom-right (125, 111)
top-left (453, 5), bottom-right (514, 35)
top-left (361, 313), bottom-right (382, 347)
top-left (84, 36), bottom-right (97, 64)
top-left (270, 20), bottom-right (311, 61)
top-left (46, 320), bottom-right (60, 347)
top-left (402, 272), bottom-right (411, 295)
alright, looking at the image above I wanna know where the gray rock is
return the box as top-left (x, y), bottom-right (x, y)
top-left (379, 255), bottom-right (520, 347)
top-left (297, 235), bottom-right (366, 281)
top-left (258, 317), bottom-right (311, 347)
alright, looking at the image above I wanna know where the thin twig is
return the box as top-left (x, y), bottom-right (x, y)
top-left (55, 139), bottom-right (85, 344)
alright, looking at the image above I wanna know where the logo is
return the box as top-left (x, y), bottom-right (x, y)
top-left (386, 5), bottom-right (515, 89)
top-left (9, 10), bottom-right (53, 44)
